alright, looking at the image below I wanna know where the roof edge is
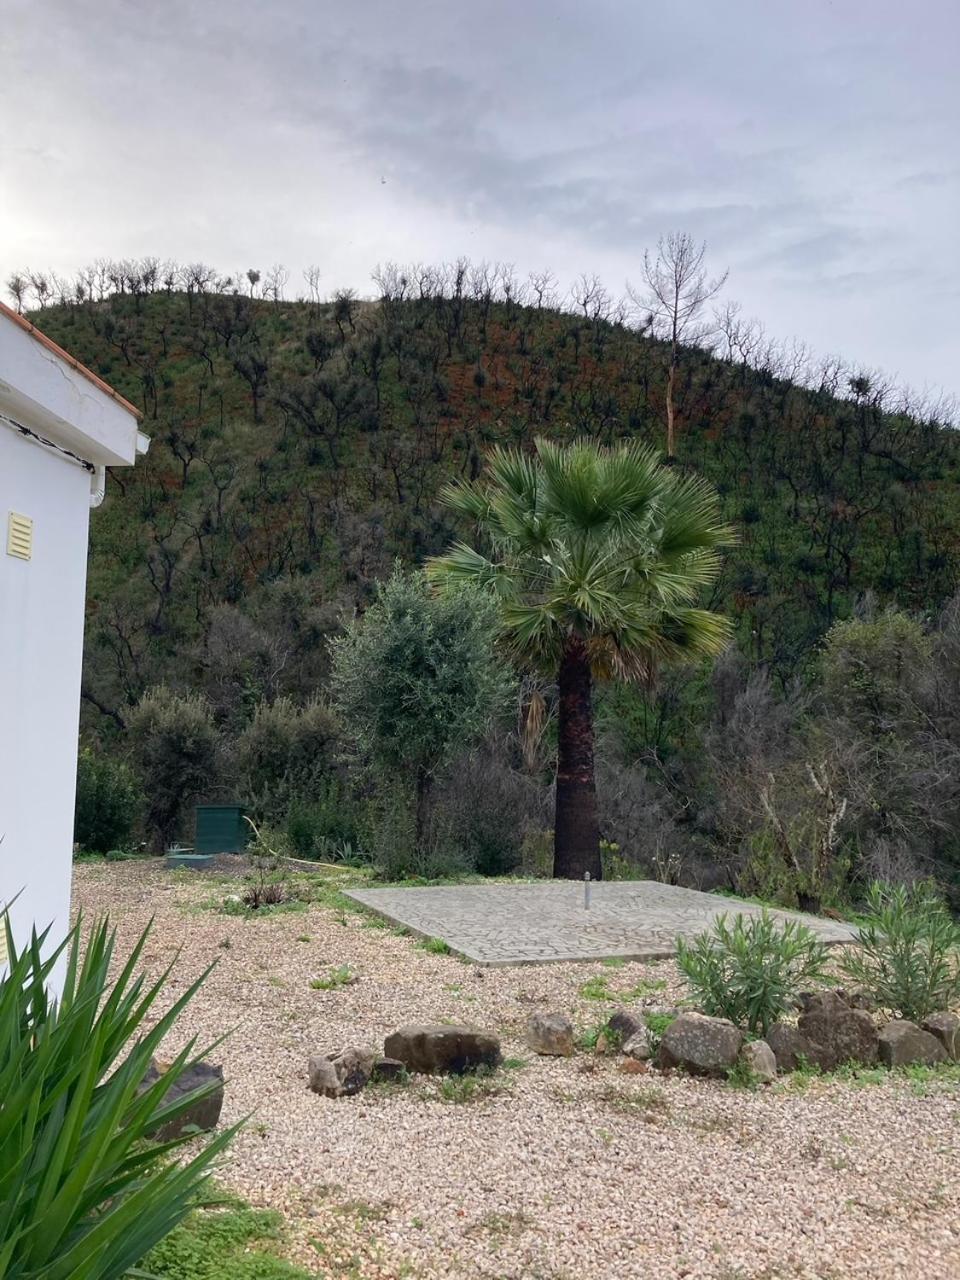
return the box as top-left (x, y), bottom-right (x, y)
top-left (0, 300), bottom-right (143, 420)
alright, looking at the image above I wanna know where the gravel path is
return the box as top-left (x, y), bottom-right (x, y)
top-left (74, 861), bottom-right (960, 1280)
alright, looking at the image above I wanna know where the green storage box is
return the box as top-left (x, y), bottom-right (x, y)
top-left (194, 805), bottom-right (248, 856)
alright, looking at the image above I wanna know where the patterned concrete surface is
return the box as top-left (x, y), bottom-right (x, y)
top-left (343, 880), bottom-right (857, 966)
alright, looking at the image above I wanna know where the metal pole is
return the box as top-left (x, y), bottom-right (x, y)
top-left (584, 871), bottom-right (591, 910)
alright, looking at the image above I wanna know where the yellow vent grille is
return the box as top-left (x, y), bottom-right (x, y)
top-left (7, 512), bottom-right (33, 560)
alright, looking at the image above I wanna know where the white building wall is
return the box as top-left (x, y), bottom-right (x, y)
top-left (0, 424), bottom-right (91, 969)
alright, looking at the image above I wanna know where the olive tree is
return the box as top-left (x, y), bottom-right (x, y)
top-left (329, 568), bottom-right (511, 856)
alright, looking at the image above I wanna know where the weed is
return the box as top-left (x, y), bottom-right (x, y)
top-left (598, 1082), bottom-right (670, 1117)
top-left (309, 964), bottom-right (357, 991)
top-left (417, 935), bottom-right (452, 955)
top-left (502, 1057), bottom-right (529, 1071)
top-left (143, 1201), bottom-right (311, 1279)
top-left (434, 1067), bottom-right (505, 1104)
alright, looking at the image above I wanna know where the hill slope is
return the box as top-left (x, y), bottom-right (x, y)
top-left (24, 277), bottom-right (960, 733)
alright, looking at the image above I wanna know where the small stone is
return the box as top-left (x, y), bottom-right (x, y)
top-left (739, 1039), bottom-right (777, 1082)
top-left (309, 1046), bottom-right (376, 1097)
top-left (921, 1011), bottom-right (960, 1060)
top-left (371, 1056), bottom-right (407, 1083)
top-left (606, 1008), bottom-right (645, 1045)
top-left (798, 991), bottom-right (879, 1070)
top-left (878, 1020), bottom-right (948, 1068)
top-left (141, 1059), bottom-right (225, 1140)
top-left (619, 1057), bottom-right (649, 1075)
top-left (594, 1033), bottom-right (610, 1056)
top-left (383, 1024), bottom-right (501, 1075)
top-left (621, 1026), bottom-right (654, 1060)
top-left (525, 1011), bottom-right (575, 1057)
top-left (657, 1013), bottom-right (743, 1076)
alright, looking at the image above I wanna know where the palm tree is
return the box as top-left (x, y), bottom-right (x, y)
top-left (426, 437), bottom-right (736, 880)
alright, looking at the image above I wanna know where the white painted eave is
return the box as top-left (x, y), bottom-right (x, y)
top-left (0, 309), bottom-right (143, 467)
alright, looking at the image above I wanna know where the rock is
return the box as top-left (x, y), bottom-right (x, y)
top-left (621, 1026), bottom-right (654, 1061)
top-left (606, 1008), bottom-right (646, 1046)
top-left (309, 1046), bottom-right (376, 1097)
top-left (594, 1033), bottom-right (610, 1056)
top-left (619, 1057), bottom-right (649, 1075)
top-left (383, 1024), bottom-right (501, 1075)
top-left (657, 1013), bottom-right (743, 1076)
top-left (371, 1056), bottom-right (407, 1083)
top-left (834, 987), bottom-right (877, 1012)
top-left (767, 1022), bottom-right (821, 1073)
top-left (739, 1039), bottom-right (777, 1082)
top-left (525, 1011), bottom-right (574, 1057)
top-left (142, 1059), bottom-right (224, 1140)
top-left (878, 1020), bottom-right (948, 1068)
top-left (797, 991), bottom-right (879, 1070)
top-left (921, 1011), bottom-right (960, 1060)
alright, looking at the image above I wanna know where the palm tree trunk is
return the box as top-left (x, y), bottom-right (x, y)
top-left (554, 638), bottom-right (601, 880)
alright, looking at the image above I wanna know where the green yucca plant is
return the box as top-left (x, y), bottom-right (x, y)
top-left (0, 915), bottom-right (236, 1279)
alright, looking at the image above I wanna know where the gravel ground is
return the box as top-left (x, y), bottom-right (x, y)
top-left (74, 861), bottom-right (960, 1280)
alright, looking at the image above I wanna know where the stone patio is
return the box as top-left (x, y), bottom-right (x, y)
top-left (343, 879), bottom-right (857, 966)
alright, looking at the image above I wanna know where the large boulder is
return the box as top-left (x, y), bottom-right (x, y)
top-left (797, 991), bottom-right (878, 1070)
top-left (878, 1020), bottom-right (948, 1068)
top-left (309, 1046), bottom-right (376, 1097)
top-left (525, 1011), bottom-right (574, 1057)
top-left (921, 1012), bottom-right (960, 1060)
top-left (739, 1039), bottom-right (777, 1083)
top-left (657, 1013), bottom-right (743, 1076)
top-left (767, 1022), bottom-right (822, 1073)
top-left (142, 1059), bottom-right (224, 1140)
top-left (384, 1024), bottom-right (501, 1075)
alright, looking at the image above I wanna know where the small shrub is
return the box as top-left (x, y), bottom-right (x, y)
top-left (840, 881), bottom-right (960, 1020)
top-left (676, 911), bottom-right (829, 1035)
top-left (74, 747), bottom-right (144, 853)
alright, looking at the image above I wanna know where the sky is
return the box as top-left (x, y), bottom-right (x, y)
top-left (2, 0), bottom-right (958, 398)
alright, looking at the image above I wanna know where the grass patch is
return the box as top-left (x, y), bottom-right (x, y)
top-left (643, 1011), bottom-right (677, 1041)
top-left (432, 1067), bottom-right (506, 1105)
top-left (417, 935), bottom-right (452, 955)
top-left (597, 1082), bottom-right (670, 1117)
top-left (577, 973), bottom-right (668, 1002)
top-left (309, 964), bottom-right (356, 991)
top-left (142, 1200), bottom-right (311, 1279)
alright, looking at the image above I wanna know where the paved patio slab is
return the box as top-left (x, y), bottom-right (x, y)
top-left (343, 880), bottom-right (857, 966)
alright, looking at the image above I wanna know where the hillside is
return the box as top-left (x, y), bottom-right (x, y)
top-left (25, 269), bottom-right (960, 737)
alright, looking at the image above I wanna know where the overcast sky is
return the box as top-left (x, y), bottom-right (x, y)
top-left (2, 0), bottom-right (958, 397)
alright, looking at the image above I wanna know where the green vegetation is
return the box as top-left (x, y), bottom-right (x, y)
top-left (840, 882), bottom-right (960, 1020)
top-left (676, 911), bottom-right (828, 1035)
top-left (143, 1200), bottom-right (311, 1279)
top-left (73, 746), bottom-right (144, 853)
top-left (0, 917), bottom-right (233, 1278)
top-left (309, 964), bottom-right (357, 991)
top-left (25, 263), bottom-right (959, 900)
top-left (427, 436), bottom-right (734, 879)
top-left (330, 566), bottom-right (511, 878)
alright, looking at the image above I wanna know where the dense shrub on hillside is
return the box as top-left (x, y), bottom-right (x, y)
top-left (234, 696), bottom-right (339, 821)
top-left (74, 747), bottom-right (144, 853)
top-left (128, 688), bottom-right (220, 850)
